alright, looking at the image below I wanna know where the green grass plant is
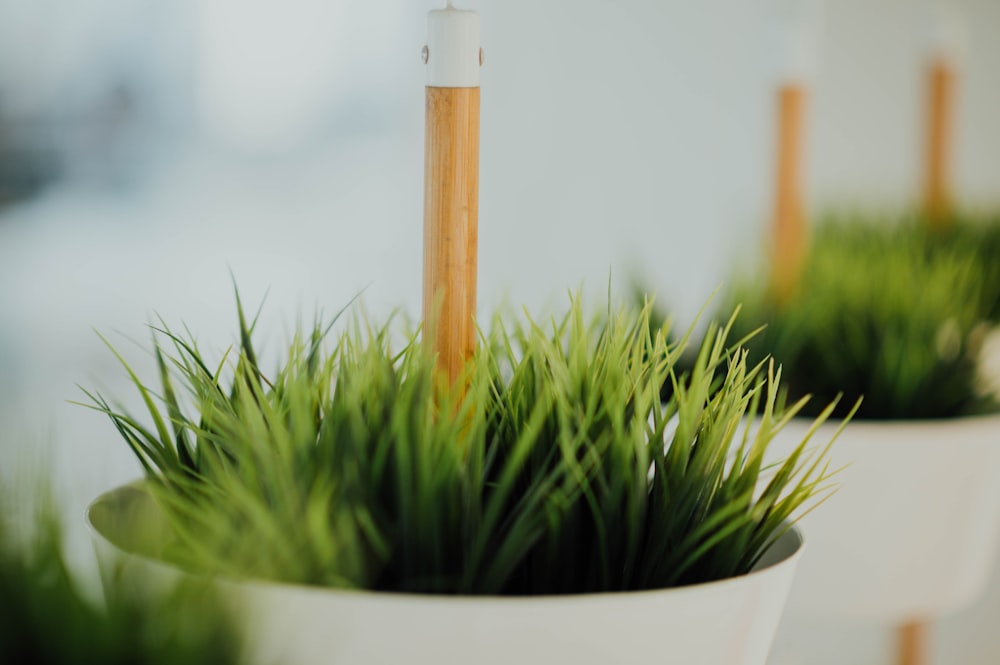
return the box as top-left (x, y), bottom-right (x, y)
top-left (0, 493), bottom-right (242, 664)
top-left (929, 212), bottom-right (1000, 323)
top-left (83, 292), bottom-right (848, 595)
top-left (726, 216), bottom-right (996, 421)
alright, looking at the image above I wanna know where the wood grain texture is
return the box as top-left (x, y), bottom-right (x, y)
top-left (423, 86), bottom-right (481, 389)
top-left (770, 84), bottom-right (807, 305)
top-left (897, 621), bottom-right (928, 665)
top-left (925, 59), bottom-right (955, 227)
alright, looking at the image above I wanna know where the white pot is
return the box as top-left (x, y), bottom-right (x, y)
top-left (770, 413), bottom-right (1000, 622)
top-left (88, 482), bottom-right (804, 665)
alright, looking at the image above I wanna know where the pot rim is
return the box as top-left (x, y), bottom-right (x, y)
top-left (87, 480), bottom-right (805, 605)
top-left (784, 409), bottom-right (1000, 430)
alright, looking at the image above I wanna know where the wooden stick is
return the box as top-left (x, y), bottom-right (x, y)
top-left (769, 83), bottom-right (808, 305)
top-left (924, 57), bottom-right (955, 227)
top-left (423, 86), bottom-right (481, 388)
top-left (897, 621), bottom-right (929, 665)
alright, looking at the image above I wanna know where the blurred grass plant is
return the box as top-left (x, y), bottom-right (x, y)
top-left (0, 491), bottom-right (242, 664)
top-left (83, 292), bottom-right (848, 595)
top-left (727, 217), bottom-right (997, 421)
top-left (929, 212), bottom-right (1000, 323)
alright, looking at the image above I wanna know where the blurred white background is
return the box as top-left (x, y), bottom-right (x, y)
top-left (0, 0), bottom-right (998, 663)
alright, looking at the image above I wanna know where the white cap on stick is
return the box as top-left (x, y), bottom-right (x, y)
top-left (766, 0), bottom-right (826, 85)
top-left (425, 3), bottom-right (482, 88)
top-left (925, 1), bottom-right (967, 66)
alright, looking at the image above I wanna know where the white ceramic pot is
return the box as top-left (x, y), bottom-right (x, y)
top-left (769, 413), bottom-right (1000, 622)
top-left (88, 482), bottom-right (805, 665)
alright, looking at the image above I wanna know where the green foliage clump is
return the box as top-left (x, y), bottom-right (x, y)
top-left (0, 496), bottom-right (242, 665)
top-left (727, 217), bottom-right (996, 421)
top-left (929, 212), bottom-right (1000, 323)
top-left (85, 293), bottom-right (845, 596)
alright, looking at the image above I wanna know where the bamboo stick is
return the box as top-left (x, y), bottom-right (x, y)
top-left (423, 87), bottom-right (481, 388)
top-left (769, 83), bottom-right (808, 305)
top-left (897, 621), bottom-right (928, 665)
top-left (924, 57), bottom-right (955, 227)
top-left (422, 5), bottom-right (481, 391)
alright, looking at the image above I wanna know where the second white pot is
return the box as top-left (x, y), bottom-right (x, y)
top-left (769, 413), bottom-right (1000, 622)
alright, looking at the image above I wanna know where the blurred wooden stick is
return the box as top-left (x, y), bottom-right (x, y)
top-left (924, 57), bottom-right (955, 227)
top-left (898, 621), bottom-right (928, 665)
top-left (770, 83), bottom-right (808, 305)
